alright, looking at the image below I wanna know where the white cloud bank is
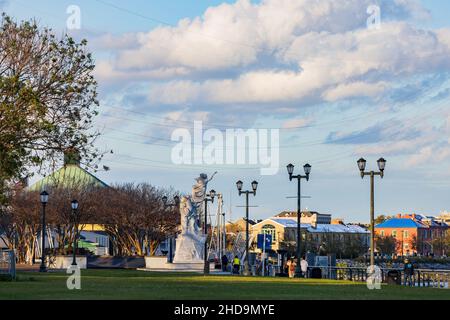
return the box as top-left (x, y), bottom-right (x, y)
top-left (94, 0), bottom-right (450, 108)
top-left (92, 0), bottom-right (450, 168)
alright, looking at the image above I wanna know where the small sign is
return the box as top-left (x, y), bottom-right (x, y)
top-left (257, 234), bottom-right (272, 250)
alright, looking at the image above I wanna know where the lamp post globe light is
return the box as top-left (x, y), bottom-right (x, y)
top-left (236, 180), bottom-right (258, 276)
top-left (71, 200), bottom-right (79, 266)
top-left (162, 195), bottom-right (181, 264)
top-left (357, 157), bottom-right (386, 268)
top-left (39, 191), bottom-right (49, 272)
top-left (251, 181), bottom-right (258, 193)
top-left (286, 163), bottom-right (311, 278)
top-left (377, 158), bottom-right (387, 175)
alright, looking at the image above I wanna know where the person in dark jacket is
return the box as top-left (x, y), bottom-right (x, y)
top-left (403, 258), bottom-right (415, 286)
top-left (221, 255), bottom-right (229, 272)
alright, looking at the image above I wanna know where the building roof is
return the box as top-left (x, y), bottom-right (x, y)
top-left (255, 218), bottom-right (369, 234)
top-left (28, 164), bottom-right (109, 191)
top-left (307, 224), bottom-right (369, 234)
top-left (270, 218), bottom-right (311, 228)
top-left (275, 211), bottom-right (331, 218)
top-left (375, 218), bottom-right (426, 229)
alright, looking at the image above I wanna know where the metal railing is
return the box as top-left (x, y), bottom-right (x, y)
top-left (414, 269), bottom-right (450, 288)
top-left (305, 266), bottom-right (450, 288)
top-left (222, 263), bottom-right (450, 288)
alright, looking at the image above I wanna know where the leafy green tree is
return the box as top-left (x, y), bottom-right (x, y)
top-left (375, 235), bottom-right (397, 256)
top-left (0, 14), bottom-right (100, 204)
top-left (375, 215), bottom-right (388, 225)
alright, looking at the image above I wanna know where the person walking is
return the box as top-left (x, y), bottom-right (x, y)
top-left (221, 254), bottom-right (229, 272)
top-left (300, 256), bottom-right (309, 278)
top-left (233, 255), bottom-right (241, 275)
top-left (267, 260), bottom-right (273, 277)
top-left (286, 257), bottom-right (297, 278)
top-left (403, 258), bottom-right (415, 287)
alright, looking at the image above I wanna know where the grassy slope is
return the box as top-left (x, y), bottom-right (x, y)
top-left (1, 269), bottom-right (449, 300)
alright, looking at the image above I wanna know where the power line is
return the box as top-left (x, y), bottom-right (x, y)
top-left (97, 93), bottom-right (450, 150)
top-left (94, 80), bottom-right (448, 148)
top-left (101, 104), bottom-right (383, 131)
top-left (95, 96), bottom-right (450, 173)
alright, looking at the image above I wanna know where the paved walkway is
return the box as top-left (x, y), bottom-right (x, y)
top-left (16, 264), bottom-right (40, 272)
top-left (137, 268), bottom-right (232, 275)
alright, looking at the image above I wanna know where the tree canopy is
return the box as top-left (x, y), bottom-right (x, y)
top-left (0, 183), bottom-right (180, 263)
top-left (0, 14), bottom-right (100, 204)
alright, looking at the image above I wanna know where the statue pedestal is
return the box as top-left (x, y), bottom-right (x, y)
top-left (165, 262), bottom-right (205, 271)
top-left (141, 257), bottom-right (211, 273)
top-left (144, 257), bottom-right (205, 271)
top-left (173, 231), bottom-right (206, 264)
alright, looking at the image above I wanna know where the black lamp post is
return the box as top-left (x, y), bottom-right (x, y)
top-left (236, 180), bottom-right (258, 276)
top-left (162, 195), bottom-right (180, 263)
top-left (357, 157), bottom-right (386, 268)
top-left (39, 191), bottom-right (49, 272)
top-left (71, 200), bottom-right (79, 266)
top-left (287, 163), bottom-right (311, 277)
top-left (204, 190), bottom-right (216, 275)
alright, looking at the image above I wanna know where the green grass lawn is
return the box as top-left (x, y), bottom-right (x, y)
top-left (1, 269), bottom-right (449, 300)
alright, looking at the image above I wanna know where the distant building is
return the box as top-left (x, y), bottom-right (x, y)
top-left (275, 211), bottom-right (332, 226)
top-left (28, 151), bottom-right (108, 192)
top-left (27, 150), bottom-right (112, 256)
top-left (331, 218), bottom-right (345, 225)
top-left (250, 211), bottom-right (369, 256)
top-left (375, 214), bottom-right (448, 256)
top-left (437, 211), bottom-right (450, 225)
top-left (226, 218), bottom-right (256, 234)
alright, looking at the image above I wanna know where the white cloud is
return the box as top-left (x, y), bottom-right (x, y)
top-left (91, 33), bottom-right (139, 51)
top-left (146, 20), bottom-right (450, 106)
top-left (95, 60), bottom-right (190, 84)
top-left (352, 111), bottom-right (450, 168)
top-left (99, 0), bottom-right (432, 74)
top-left (406, 145), bottom-right (450, 167)
top-left (92, 0), bottom-right (450, 155)
top-left (282, 118), bottom-right (314, 129)
top-left (322, 82), bottom-right (387, 102)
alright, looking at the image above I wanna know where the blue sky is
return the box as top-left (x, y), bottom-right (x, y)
top-left (2, 0), bottom-right (450, 223)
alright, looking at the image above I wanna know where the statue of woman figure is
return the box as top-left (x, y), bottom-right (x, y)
top-left (179, 196), bottom-right (199, 235)
top-left (191, 173), bottom-right (208, 204)
top-left (191, 172), bottom-right (217, 204)
top-left (173, 173), bottom-right (217, 264)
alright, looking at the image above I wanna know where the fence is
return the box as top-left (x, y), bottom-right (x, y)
top-left (0, 250), bottom-right (16, 279)
top-left (306, 266), bottom-right (450, 288)
top-left (414, 270), bottom-right (450, 288)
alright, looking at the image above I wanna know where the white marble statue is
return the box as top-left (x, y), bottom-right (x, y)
top-left (173, 172), bottom-right (216, 264)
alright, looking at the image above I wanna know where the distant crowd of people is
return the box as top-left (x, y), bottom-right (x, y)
top-left (220, 254), bottom-right (241, 274)
top-left (220, 254), bottom-right (309, 278)
top-left (286, 257), bottom-right (308, 278)
top-left (220, 254), bottom-right (419, 288)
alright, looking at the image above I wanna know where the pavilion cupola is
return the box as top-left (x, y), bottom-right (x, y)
top-left (64, 148), bottom-right (81, 166)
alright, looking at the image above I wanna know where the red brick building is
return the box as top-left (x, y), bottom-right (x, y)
top-left (375, 214), bottom-right (448, 256)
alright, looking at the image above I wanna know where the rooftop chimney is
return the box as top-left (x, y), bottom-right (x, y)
top-left (64, 148), bottom-right (81, 166)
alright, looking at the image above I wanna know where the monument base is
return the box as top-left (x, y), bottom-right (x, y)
top-left (159, 262), bottom-right (204, 271)
top-left (140, 257), bottom-right (212, 273)
top-left (173, 231), bottom-right (205, 264)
